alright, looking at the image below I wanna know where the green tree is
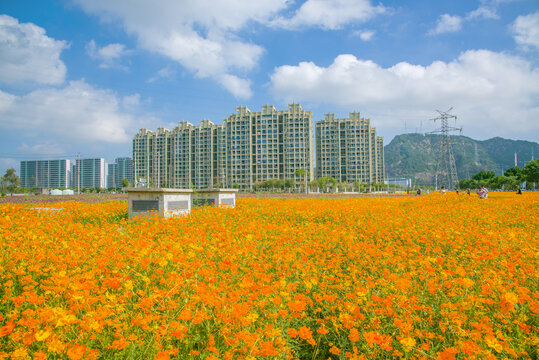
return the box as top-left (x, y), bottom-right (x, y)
top-left (522, 159), bottom-right (539, 187)
top-left (471, 170), bottom-right (496, 181)
top-left (504, 166), bottom-right (522, 180)
top-left (2, 168), bottom-right (20, 196)
top-left (316, 176), bottom-right (337, 192)
top-left (122, 178), bottom-right (130, 188)
top-left (284, 178), bottom-right (295, 189)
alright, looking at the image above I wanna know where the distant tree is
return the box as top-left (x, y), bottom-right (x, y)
top-left (122, 178), bottom-right (130, 188)
top-left (2, 168), bottom-right (20, 196)
top-left (504, 166), bottom-right (522, 180)
top-left (284, 178), bottom-right (295, 189)
top-left (316, 176), bottom-right (337, 192)
top-left (522, 159), bottom-right (539, 187)
top-left (457, 178), bottom-right (477, 190)
top-left (471, 170), bottom-right (496, 181)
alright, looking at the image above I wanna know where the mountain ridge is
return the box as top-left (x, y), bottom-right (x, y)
top-left (384, 134), bottom-right (538, 185)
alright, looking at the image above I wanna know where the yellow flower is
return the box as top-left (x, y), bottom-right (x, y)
top-left (400, 337), bottom-right (416, 352)
top-left (35, 330), bottom-right (51, 341)
top-left (504, 292), bottom-right (518, 305)
top-left (10, 348), bottom-right (28, 360)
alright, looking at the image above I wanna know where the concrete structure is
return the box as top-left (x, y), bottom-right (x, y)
top-left (316, 112), bottom-right (384, 184)
top-left (127, 188), bottom-right (193, 218)
top-left (194, 189), bottom-right (238, 207)
top-left (20, 159), bottom-right (71, 188)
top-left (127, 188), bottom-right (236, 218)
top-left (133, 104), bottom-right (314, 190)
top-left (73, 158), bottom-right (106, 189)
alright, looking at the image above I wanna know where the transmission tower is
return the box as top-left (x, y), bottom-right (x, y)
top-left (429, 108), bottom-right (461, 190)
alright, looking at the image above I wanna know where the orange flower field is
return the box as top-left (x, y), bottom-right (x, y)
top-left (0, 193), bottom-right (537, 359)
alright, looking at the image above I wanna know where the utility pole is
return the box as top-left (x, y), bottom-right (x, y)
top-left (429, 108), bottom-right (461, 190)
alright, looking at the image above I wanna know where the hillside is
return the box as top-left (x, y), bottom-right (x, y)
top-left (384, 134), bottom-right (538, 184)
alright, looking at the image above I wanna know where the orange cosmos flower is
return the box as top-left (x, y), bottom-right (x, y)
top-left (154, 351), bottom-right (170, 360)
top-left (0, 321), bottom-right (15, 337)
top-left (67, 344), bottom-right (87, 360)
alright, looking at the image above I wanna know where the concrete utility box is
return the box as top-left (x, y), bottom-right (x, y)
top-left (194, 189), bottom-right (238, 208)
top-left (127, 188), bottom-right (193, 218)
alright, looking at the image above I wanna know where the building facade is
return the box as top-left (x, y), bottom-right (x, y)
top-left (107, 163), bottom-right (117, 189)
top-left (133, 104), bottom-right (314, 190)
top-left (115, 157), bottom-right (134, 187)
top-left (20, 160), bottom-right (71, 188)
top-left (73, 158), bottom-right (106, 189)
top-left (316, 112), bottom-right (384, 184)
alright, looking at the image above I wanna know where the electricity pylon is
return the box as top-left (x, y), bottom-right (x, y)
top-left (429, 108), bottom-right (461, 190)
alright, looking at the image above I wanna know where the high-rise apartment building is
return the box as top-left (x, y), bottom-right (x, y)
top-left (316, 112), bottom-right (384, 184)
top-left (116, 157), bottom-right (134, 187)
top-left (133, 104), bottom-right (314, 190)
top-left (73, 158), bottom-right (106, 189)
top-left (107, 163), bottom-right (117, 189)
top-left (20, 160), bottom-right (71, 188)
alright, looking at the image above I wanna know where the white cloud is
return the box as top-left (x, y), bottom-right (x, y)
top-left (467, 0), bottom-right (518, 20)
top-left (86, 40), bottom-right (131, 69)
top-left (0, 80), bottom-right (136, 143)
top-left (351, 29), bottom-right (375, 41)
top-left (122, 94), bottom-right (140, 109)
top-left (269, 50), bottom-right (539, 141)
top-left (429, 14), bottom-right (463, 35)
top-left (467, 6), bottom-right (499, 20)
top-left (272, 0), bottom-right (386, 30)
top-left (147, 66), bottom-right (176, 83)
top-left (0, 15), bottom-right (67, 85)
top-left (17, 142), bottom-right (65, 156)
top-left (512, 11), bottom-right (539, 50)
top-left (73, 0), bottom-right (290, 98)
top-left (217, 74), bottom-right (252, 99)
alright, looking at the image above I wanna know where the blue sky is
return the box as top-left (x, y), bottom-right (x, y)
top-left (1, 0), bottom-right (538, 174)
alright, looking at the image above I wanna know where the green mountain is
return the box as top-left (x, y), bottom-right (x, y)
top-left (384, 134), bottom-right (538, 184)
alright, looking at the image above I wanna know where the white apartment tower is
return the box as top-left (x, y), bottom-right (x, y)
top-left (73, 158), bottom-right (106, 189)
top-left (133, 104), bottom-right (314, 190)
top-left (316, 112), bottom-right (384, 184)
top-left (20, 159), bottom-right (71, 188)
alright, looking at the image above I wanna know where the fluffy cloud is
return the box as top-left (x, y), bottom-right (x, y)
top-left (86, 40), bottom-right (131, 69)
top-left (0, 80), bottom-right (136, 143)
top-left (269, 50), bottom-right (539, 141)
top-left (429, 14), bottom-right (463, 35)
top-left (467, 6), bottom-right (498, 20)
top-left (272, 0), bottom-right (386, 30)
top-left (73, 0), bottom-right (290, 98)
top-left (0, 15), bottom-right (67, 85)
top-left (512, 11), bottom-right (539, 50)
top-left (351, 29), bottom-right (375, 41)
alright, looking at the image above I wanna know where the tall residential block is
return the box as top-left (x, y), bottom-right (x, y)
top-left (316, 112), bottom-right (384, 184)
top-left (20, 159), bottom-right (71, 188)
top-left (133, 104), bottom-right (314, 190)
top-left (73, 158), bottom-right (106, 189)
top-left (107, 163), bottom-right (117, 189)
top-left (116, 157), bottom-right (134, 187)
